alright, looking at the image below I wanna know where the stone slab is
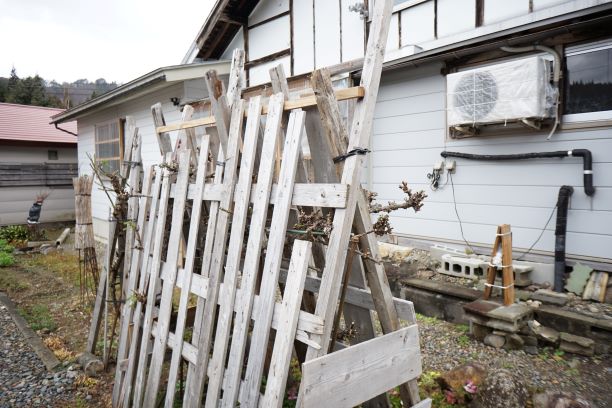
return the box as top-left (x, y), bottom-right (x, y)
top-left (565, 263), bottom-right (593, 295)
top-left (531, 289), bottom-right (568, 306)
top-left (488, 303), bottom-right (532, 323)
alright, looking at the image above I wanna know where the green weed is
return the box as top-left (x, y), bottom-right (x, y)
top-left (18, 304), bottom-right (57, 332)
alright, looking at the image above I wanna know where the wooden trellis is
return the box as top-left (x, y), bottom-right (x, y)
top-left (111, 1), bottom-right (428, 406)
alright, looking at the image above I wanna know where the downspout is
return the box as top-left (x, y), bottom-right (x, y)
top-left (500, 45), bottom-right (561, 140)
top-left (554, 185), bottom-right (574, 292)
top-left (54, 123), bottom-right (78, 137)
top-left (440, 150), bottom-right (595, 196)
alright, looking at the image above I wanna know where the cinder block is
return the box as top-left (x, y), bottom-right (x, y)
top-left (438, 255), bottom-right (485, 280)
top-left (429, 244), bottom-right (467, 262)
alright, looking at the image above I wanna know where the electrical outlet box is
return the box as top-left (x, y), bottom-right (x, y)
top-left (445, 160), bottom-right (456, 173)
top-left (433, 161), bottom-right (445, 171)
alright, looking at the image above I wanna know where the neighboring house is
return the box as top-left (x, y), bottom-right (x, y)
top-left (54, 0), bottom-right (612, 271)
top-left (50, 61), bottom-right (230, 239)
top-left (0, 103), bottom-right (77, 225)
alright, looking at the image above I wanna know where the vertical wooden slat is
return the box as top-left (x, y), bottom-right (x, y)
top-left (204, 96), bottom-right (263, 406)
top-left (220, 93), bottom-right (285, 408)
top-left (241, 110), bottom-right (305, 406)
top-left (142, 150), bottom-right (192, 407)
top-left (261, 240), bottom-right (312, 408)
top-left (163, 135), bottom-right (211, 407)
top-left (298, 1), bottom-right (396, 406)
top-left (151, 103), bottom-right (173, 156)
top-left (120, 168), bottom-right (163, 407)
top-left (112, 166), bottom-right (153, 406)
top-left (184, 100), bottom-right (246, 407)
top-left (132, 154), bottom-right (174, 407)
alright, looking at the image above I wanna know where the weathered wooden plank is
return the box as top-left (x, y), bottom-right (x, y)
top-left (173, 182), bottom-right (348, 208)
top-left (278, 269), bottom-right (416, 324)
top-left (174, 104), bottom-right (197, 166)
top-left (261, 240), bottom-right (312, 408)
top-left (162, 266), bottom-right (325, 345)
top-left (241, 110), bottom-right (305, 406)
top-left (142, 150), bottom-right (191, 407)
top-left (119, 168), bottom-right (164, 407)
top-left (111, 165), bottom-right (152, 407)
top-left (151, 103), bottom-right (173, 156)
top-left (226, 49), bottom-right (246, 106)
top-left (184, 100), bottom-right (245, 407)
top-left (155, 87), bottom-right (365, 134)
top-left (205, 96), bottom-right (262, 406)
top-left (205, 70), bottom-right (231, 154)
top-left (299, 0), bottom-right (396, 406)
top-left (131, 154), bottom-right (173, 407)
top-left (163, 135), bottom-right (211, 407)
top-left (302, 326), bottom-right (422, 408)
top-left (221, 93), bottom-right (285, 408)
top-left (119, 170), bottom-right (164, 406)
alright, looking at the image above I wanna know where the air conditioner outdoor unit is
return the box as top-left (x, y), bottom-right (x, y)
top-left (447, 56), bottom-right (555, 129)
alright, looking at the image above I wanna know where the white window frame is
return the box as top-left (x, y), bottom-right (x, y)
top-left (562, 38), bottom-right (612, 125)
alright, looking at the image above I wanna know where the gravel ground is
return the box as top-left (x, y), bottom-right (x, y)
top-left (417, 315), bottom-right (612, 407)
top-left (0, 304), bottom-right (78, 407)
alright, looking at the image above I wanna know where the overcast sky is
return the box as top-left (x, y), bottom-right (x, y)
top-left (0, 0), bottom-right (214, 84)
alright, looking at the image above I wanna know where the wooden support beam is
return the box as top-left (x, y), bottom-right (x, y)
top-left (155, 86), bottom-right (366, 134)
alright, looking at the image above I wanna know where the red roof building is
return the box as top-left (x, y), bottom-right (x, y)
top-left (0, 102), bottom-right (76, 145)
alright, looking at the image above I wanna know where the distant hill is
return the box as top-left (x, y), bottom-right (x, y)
top-left (0, 69), bottom-right (119, 109)
top-left (45, 78), bottom-right (119, 107)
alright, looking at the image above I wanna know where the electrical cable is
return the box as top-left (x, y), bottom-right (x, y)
top-left (449, 171), bottom-right (559, 260)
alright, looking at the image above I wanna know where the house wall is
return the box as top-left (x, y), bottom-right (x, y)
top-left (214, 0), bottom-right (605, 86)
top-left (0, 144), bottom-right (77, 225)
top-left (369, 63), bottom-right (612, 264)
top-left (76, 83), bottom-right (204, 240)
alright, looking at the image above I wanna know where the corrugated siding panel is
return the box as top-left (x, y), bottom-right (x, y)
top-left (370, 64), bottom-right (612, 260)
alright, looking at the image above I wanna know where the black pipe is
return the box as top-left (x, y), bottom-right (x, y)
top-left (554, 185), bottom-right (574, 292)
top-left (440, 150), bottom-right (595, 196)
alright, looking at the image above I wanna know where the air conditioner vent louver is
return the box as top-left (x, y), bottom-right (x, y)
top-left (447, 56), bottom-right (555, 128)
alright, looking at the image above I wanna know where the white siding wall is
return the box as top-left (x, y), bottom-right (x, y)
top-left (77, 84), bottom-right (188, 239)
top-left (370, 64), bottom-right (612, 262)
top-left (0, 145), bottom-right (77, 225)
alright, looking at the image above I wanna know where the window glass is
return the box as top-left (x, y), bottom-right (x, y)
top-left (565, 45), bottom-right (612, 114)
top-left (95, 120), bottom-right (122, 174)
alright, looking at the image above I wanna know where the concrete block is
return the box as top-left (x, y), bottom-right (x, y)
top-left (438, 254), bottom-right (485, 280)
top-left (513, 260), bottom-right (554, 285)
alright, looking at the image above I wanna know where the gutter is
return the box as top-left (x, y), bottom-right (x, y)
top-left (54, 123), bottom-right (78, 137)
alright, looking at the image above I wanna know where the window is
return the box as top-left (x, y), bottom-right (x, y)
top-left (564, 39), bottom-right (612, 122)
top-left (48, 150), bottom-right (58, 160)
top-left (95, 119), bottom-right (124, 173)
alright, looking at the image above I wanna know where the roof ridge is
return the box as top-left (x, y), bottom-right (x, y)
top-left (0, 102), bottom-right (66, 112)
